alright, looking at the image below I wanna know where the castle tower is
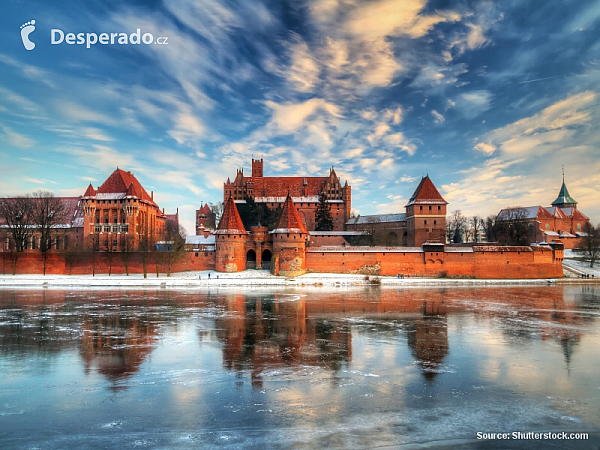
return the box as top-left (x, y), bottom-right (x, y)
top-left (405, 176), bottom-right (447, 247)
top-left (271, 194), bottom-right (308, 276)
top-left (252, 158), bottom-right (263, 177)
top-left (215, 196), bottom-right (248, 272)
top-left (342, 180), bottom-right (351, 227)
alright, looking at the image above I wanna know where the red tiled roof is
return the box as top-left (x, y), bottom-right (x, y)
top-left (215, 196), bottom-right (248, 234)
top-left (83, 184), bottom-right (95, 197)
top-left (405, 176), bottom-right (447, 206)
top-left (97, 169), bottom-right (157, 207)
top-left (245, 177), bottom-right (329, 197)
top-left (274, 195), bottom-right (308, 234)
top-left (199, 204), bottom-right (211, 214)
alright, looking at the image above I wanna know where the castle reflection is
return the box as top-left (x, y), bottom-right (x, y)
top-left (0, 285), bottom-right (597, 387)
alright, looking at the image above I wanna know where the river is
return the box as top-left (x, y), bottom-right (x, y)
top-left (0, 285), bottom-right (598, 449)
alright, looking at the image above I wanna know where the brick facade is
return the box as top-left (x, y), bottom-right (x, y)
top-left (224, 159), bottom-right (351, 231)
top-left (81, 169), bottom-right (167, 252)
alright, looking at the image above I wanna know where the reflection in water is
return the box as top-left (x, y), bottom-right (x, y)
top-left (0, 285), bottom-right (594, 386)
top-left (216, 294), bottom-right (351, 388)
top-left (0, 285), bottom-right (599, 449)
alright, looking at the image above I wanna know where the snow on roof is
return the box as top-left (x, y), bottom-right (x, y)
top-left (544, 231), bottom-right (560, 236)
top-left (497, 206), bottom-right (541, 220)
top-left (96, 193), bottom-right (126, 200)
top-left (444, 247), bottom-right (474, 253)
top-left (346, 213), bottom-right (407, 225)
top-left (560, 231), bottom-right (576, 238)
top-left (307, 246), bottom-right (423, 253)
top-left (309, 231), bottom-right (367, 236)
top-left (185, 235), bottom-right (215, 245)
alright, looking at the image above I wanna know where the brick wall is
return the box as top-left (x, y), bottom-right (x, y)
top-left (1, 251), bottom-right (214, 276)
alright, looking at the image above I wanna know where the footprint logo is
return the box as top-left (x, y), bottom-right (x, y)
top-left (20, 20), bottom-right (36, 50)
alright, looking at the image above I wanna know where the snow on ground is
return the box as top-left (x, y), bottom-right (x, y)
top-left (0, 269), bottom-right (573, 289)
top-left (563, 250), bottom-right (600, 278)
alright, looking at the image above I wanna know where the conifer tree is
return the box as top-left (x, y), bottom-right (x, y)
top-left (315, 192), bottom-right (334, 231)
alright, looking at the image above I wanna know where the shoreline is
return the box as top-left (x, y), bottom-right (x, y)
top-left (0, 270), bottom-right (597, 289)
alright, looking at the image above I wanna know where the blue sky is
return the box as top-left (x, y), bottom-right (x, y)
top-left (1, 0), bottom-right (599, 234)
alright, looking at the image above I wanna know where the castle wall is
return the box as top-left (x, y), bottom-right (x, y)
top-left (1, 243), bottom-right (562, 279)
top-left (305, 246), bottom-right (562, 279)
top-left (0, 250), bottom-right (215, 275)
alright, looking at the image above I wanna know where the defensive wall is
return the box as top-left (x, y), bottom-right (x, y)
top-left (304, 244), bottom-right (563, 279)
top-left (0, 250), bottom-right (215, 276)
top-left (1, 242), bottom-right (563, 279)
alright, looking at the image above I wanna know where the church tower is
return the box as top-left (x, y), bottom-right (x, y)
top-left (405, 176), bottom-right (447, 247)
top-left (551, 175), bottom-right (578, 209)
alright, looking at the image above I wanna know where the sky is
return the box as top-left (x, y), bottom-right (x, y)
top-left (1, 0), bottom-right (599, 234)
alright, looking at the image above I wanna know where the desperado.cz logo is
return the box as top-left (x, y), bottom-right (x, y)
top-left (52, 28), bottom-right (168, 48)
top-left (20, 20), bottom-right (168, 50)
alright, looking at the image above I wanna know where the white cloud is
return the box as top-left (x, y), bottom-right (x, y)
top-left (431, 110), bottom-right (445, 124)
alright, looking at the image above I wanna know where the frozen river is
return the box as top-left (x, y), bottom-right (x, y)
top-left (0, 285), bottom-right (599, 449)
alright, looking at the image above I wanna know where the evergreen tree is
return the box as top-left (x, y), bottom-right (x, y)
top-left (315, 192), bottom-right (334, 231)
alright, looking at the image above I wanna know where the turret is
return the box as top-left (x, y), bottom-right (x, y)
top-left (214, 196), bottom-right (248, 272)
top-left (271, 194), bottom-right (308, 276)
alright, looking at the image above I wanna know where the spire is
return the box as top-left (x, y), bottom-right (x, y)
top-left (215, 196), bottom-right (248, 235)
top-left (551, 174), bottom-right (577, 208)
top-left (274, 195), bottom-right (307, 234)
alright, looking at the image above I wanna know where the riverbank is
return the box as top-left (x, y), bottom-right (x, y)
top-left (0, 269), bottom-right (597, 288)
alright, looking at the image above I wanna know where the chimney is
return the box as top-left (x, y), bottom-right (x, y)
top-left (151, 191), bottom-right (154, 200)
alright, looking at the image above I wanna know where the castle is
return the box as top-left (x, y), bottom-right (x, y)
top-left (224, 159), bottom-right (351, 231)
top-left (0, 164), bottom-right (569, 279)
top-left (496, 176), bottom-right (590, 249)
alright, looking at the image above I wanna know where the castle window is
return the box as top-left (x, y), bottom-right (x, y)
top-left (438, 206), bottom-right (441, 210)
top-left (429, 206), bottom-right (432, 210)
top-left (577, 223), bottom-right (581, 231)
top-left (546, 223), bottom-right (550, 230)
top-left (424, 220), bottom-right (427, 225)
top-left (420, 206), bottom-right (423, 211)
top-left (434, 220), bottom-right (437, 225)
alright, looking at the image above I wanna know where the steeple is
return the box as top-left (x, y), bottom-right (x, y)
top-left (551, 173), bottom-right (577, 209)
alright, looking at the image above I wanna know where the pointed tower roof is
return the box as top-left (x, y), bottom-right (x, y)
top-left (551, 179), bottom-right (577, 207)
top-left (272, 194), bottom-right (308, 234)
top-left (405, 176), bottom-right (448, 207)
top-left (214, 196), bottom-right (248, 235)
top-left (97, 168), bottom-right (157, 206)
top-left (83, 184), bottom-right (96, 197)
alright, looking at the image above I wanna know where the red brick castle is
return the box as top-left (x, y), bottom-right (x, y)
top-left (224, 159), bottom-right (351, 231)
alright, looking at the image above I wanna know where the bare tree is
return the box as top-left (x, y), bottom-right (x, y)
top-left (209, 202), bottom-right (224, 228)
top-left (120, 234), bottom-right (136, 276)
top-left (496, 207), bottom-right (530, 246)
top-left (105, 236), bottom-right (116, 276)
top-left (139, 226), bottom-right (155, 279)
top-left (162, 221), bottom-right (186, 277)
top-left (577, 223), bottom-right (600, 268)
top-left (483, 215), bottom-right (497, 242)
top-left (448, 210), bottom-right (467, 243)
top-left (470, 216), bottom-right (483, 243)
top-left (0, 196), bottom-right (34, 253)
top-left (31, 191), bottom-right (67, 276)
